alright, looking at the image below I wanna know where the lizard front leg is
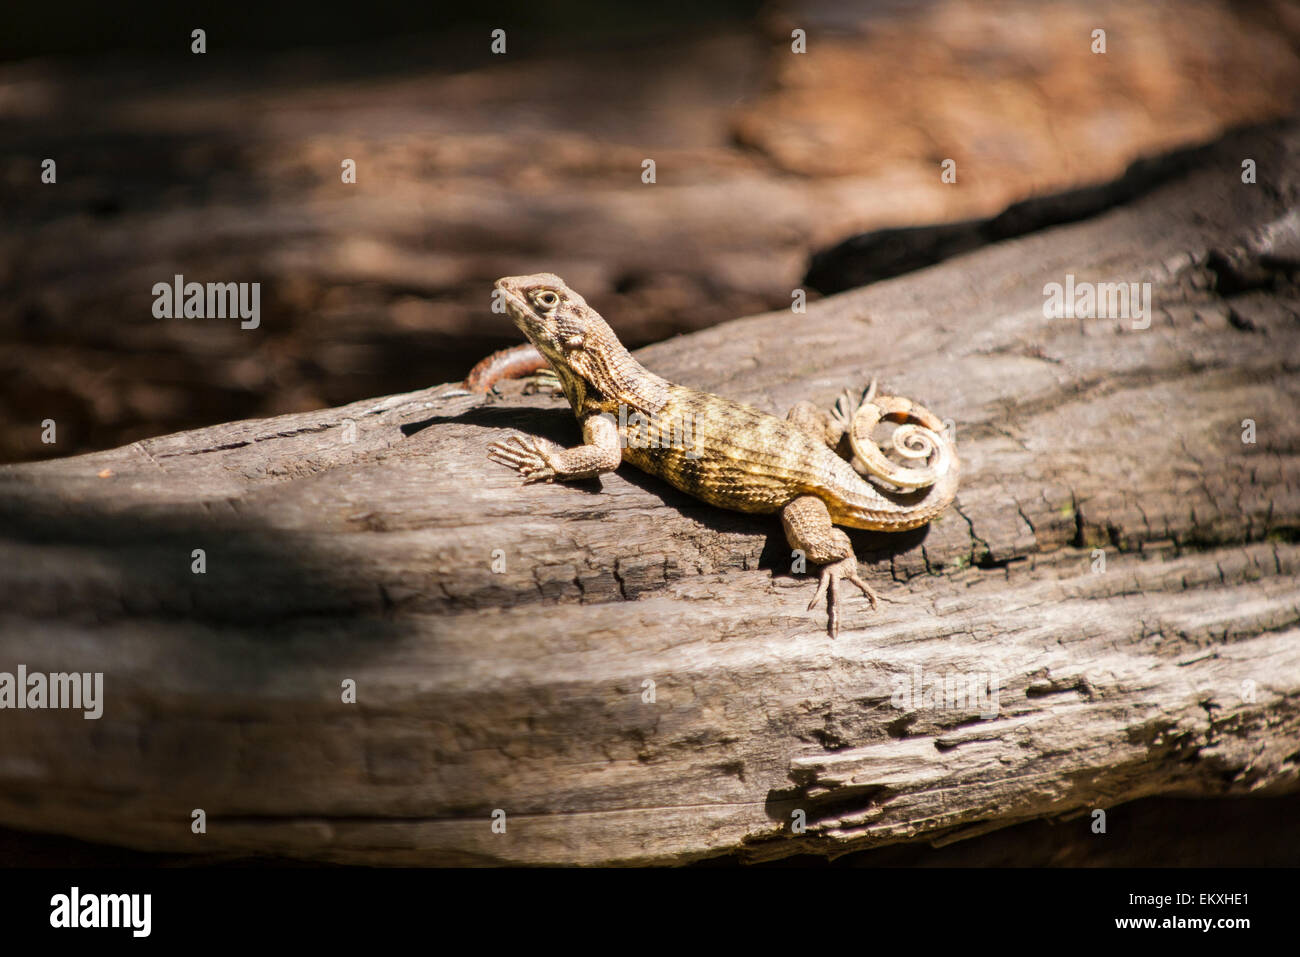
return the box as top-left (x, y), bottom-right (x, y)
top-left (488, 412), bottom-right (622, 483)
top-left (781, 494), bottom-right (877, 638)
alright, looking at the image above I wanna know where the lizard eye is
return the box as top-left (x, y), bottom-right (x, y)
top-left (533, 290), bottom-right (560, 309)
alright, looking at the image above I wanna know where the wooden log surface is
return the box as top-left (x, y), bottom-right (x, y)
top-left (0, 121), bottom-right (1298, 865)
top-left (4, 0), bottom-right (1299, 464)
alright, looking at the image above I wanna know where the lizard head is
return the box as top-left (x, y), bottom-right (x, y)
top-left (494, 272), bottom-right (666, 416)
top-left (494, 273), bottom-right (623, 406)
top-left (494, 273), bottom-right (593, 359)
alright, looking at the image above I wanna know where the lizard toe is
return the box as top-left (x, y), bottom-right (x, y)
top-left (520, 464), bottom-right (556, 483)
top-left (844, 567), bottom-right (879, 610)
top-left (488, 434), bottom-right (560, 483)
top-left (486, 443), bottom-right (527, 467)
top-left (809, 556), bottom-right (877, 637)
top-left (521, 370), bottom-right (563, 395)
top-left (488, 442), bottom-right (549, 480)
top-left (831, 379), bottom-right (878, 429)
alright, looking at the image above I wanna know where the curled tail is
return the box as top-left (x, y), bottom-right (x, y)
top-left (828, 384), bottom-right (959, 531)
top-left (835, 383), bottom-right (954, 490)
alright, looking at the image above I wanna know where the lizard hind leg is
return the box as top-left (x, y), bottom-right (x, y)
top-left (781, 495), bottom-right (878, 638)
top-left (786, 396), bottom-right (859, 459)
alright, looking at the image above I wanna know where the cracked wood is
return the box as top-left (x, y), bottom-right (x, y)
top-left (0, 122), bottom-right (1297, 864)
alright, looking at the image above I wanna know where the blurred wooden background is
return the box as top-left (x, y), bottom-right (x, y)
top-left (3, 0), bottom-right (1299, 463)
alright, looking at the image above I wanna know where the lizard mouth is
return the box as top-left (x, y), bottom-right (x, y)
top-left (494, 284), bottom-right (548, 344)
top-left (493, 282), bottom-right (529, 316)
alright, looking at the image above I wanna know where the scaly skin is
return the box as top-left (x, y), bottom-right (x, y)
top-left (484, 273), bottom-right (959, 635)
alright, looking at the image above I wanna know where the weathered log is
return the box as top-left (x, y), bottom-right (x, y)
top-left (0, 120), bottom-right (1297, 865)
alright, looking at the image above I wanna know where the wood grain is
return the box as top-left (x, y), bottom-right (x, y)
top-left (0, 121), bottom-right (1297, 865)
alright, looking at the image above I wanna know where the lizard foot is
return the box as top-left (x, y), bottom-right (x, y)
top-left (808, 556), bottom-right (878, 638)
top-left (521, 368), bottom-right (564, 395)
top-left (828, 379), bottom-right (878, 434)
top-left (487, 434), bottom-right (559, 483)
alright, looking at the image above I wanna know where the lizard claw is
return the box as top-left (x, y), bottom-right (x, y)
top-left (521, 369), bottom-right (564, 396)
top-left (808, 556), bottom-right (878, 638)
top-left (829, 379), bottom-right (879, 432)
top-left (487, 434), bottom-right (558, 483)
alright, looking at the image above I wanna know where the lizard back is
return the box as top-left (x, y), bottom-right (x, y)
top-left (615, 385), bottom-right (878, 515)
